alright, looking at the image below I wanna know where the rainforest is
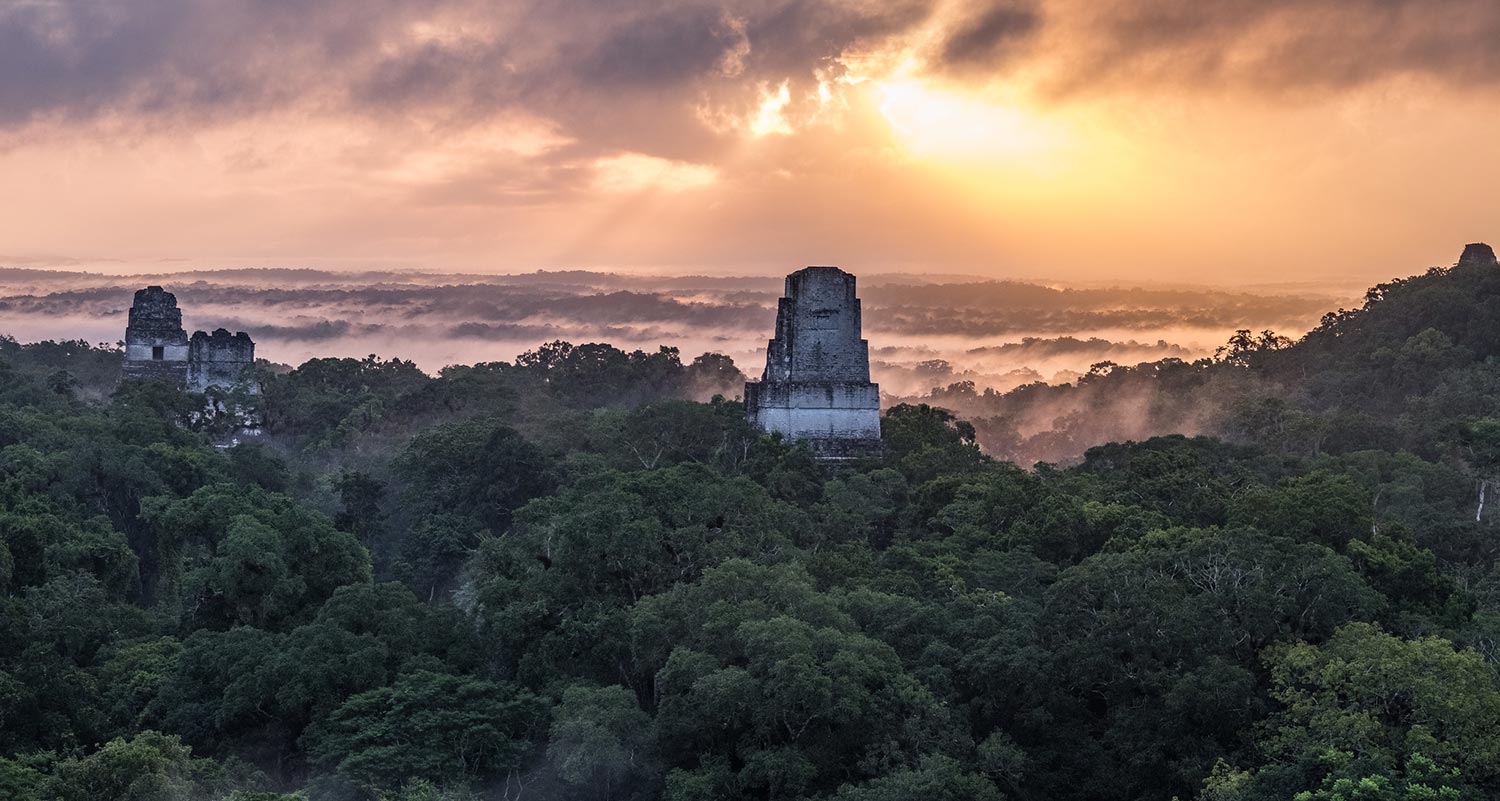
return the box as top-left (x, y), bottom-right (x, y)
top-left (6, 257), bottom-right (1500, 801)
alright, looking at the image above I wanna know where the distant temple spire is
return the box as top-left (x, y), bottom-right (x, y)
top-left (744, 266), bottom-right (881, 459)
top-left (1458, 243), bottom-right (1498, 267)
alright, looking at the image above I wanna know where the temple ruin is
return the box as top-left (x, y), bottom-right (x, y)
top-left (1458, 242), bottom-right (1499, 267)
top-left (122, 286), bottom-right (192, 385)
top-left (745, 266), bottom-right (882, 459)
top-left (188, 328), bottom-right (257, 393)
top-left (122, 286), bottom-right (258, 393)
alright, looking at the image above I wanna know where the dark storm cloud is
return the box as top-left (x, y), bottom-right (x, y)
top-left (349, 37), bottom-right (513, 112)
top-left (937, 1), bottom-right (1039, 70)
top-left (0, 0), bottom-right (359, 126)
top-left (914, 0), bottom-right (1500, 93)
top-left (1036, 0), bottom-right (1500, 92)
top-left (571, 6), bottom-right (730, 88)
top-left (728, 0), bottom-right (930, 75)
top-left (0, 0), bottom-right (935, 160)
top-left (6, 0), bottom-right (1497, 162)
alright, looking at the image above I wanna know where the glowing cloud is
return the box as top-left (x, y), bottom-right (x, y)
top-left (592, 153), bottom-right (719, 193)
top-left (750, 81), bottom-right (794, 137)
top-left (877, 80), bottom-right (1061, 161)
top-left (1, 0), bottom-right (1498, 282)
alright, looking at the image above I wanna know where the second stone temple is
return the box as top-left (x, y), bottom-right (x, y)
top-left (745, 266), bottom-right (881, 458)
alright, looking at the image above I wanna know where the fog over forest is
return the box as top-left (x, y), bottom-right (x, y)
top-left (0, 267), bottom-right (1344, 398)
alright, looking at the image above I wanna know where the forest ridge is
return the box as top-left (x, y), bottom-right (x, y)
top-left (3, 254), bottom-right (1500, 800)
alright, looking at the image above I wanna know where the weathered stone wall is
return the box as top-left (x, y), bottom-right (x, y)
top-left (746, 266), bottom-right (881, 458)
top-left (745, 382), bottom-right (881, 439)
top-left (188, 328), bottom-right (256, 393)
top-left (122, 286), bottom-right (190, 384)
top-left (762, 267), bottom-right (872, 383)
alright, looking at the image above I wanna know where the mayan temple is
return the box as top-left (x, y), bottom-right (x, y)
top-left (1458, 242), bottom-right (1498, 267)
top-left (745, 266), bottom-right (882, 459)
top-left (121, 286), bottom-right (257, 393)
top-left (121, 286), bottom-right (192, 384)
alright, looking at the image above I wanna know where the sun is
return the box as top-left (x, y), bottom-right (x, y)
top-left (876, 79), bottom-right (1061, 163)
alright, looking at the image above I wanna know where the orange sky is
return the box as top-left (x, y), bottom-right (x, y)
top-left (1, 0), bottom-right (1498, 286)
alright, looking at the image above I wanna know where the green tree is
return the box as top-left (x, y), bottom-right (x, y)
top-left (45, 730), bottom-right (226, 801)
top-left (827, 755), bottom-right (1002, 801)
top-left (394, 419), bottom-right (555, 534)
top-left (547, 684), bottom-right (654, 800)
top-left (1214, 623), bottom-right (1500, 800)
top-left (635, 560), bottom-right (962, 800)
top-left (144, 484), bottom-right (370, 628)
top-left (881, 403), bottom-right (986, 481)
top-left (307, 670), bottom-right (546, 793)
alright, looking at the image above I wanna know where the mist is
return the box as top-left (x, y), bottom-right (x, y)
top-left (0, 267), bottom-right (1339, 383)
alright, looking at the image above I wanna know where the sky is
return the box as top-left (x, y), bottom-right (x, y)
top-left (1, 0), bottom-right (1498, 284)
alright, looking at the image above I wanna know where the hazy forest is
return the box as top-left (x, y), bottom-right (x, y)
top-left (7, 257), bottom-right (1500, 801)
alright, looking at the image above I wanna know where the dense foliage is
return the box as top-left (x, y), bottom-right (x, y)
top-left (901, 259), bottom-right (1500, 468)
top-left (5, 263), bottom-right (1500, 801)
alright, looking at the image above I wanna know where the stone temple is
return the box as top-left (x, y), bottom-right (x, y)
top-left (122, 286), bottom-right (257, 393)
top-left (122, 286), bottom-right (191, 385)
top-left (745, 266), bottom-right (881, 458)
top-left (189, 328), bottom-right (257, 393)
top-left (1458, 242), bottom-right (1499, 267)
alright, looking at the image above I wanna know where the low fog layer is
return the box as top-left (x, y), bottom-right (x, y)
top-left (0, 267), bottom-right (1342, 398)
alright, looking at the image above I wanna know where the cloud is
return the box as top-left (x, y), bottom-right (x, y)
top-left (569, 5), bottom-right (731, 89)
top-left (592, 153), bottom-right (718, 193)
top-left (0, 0), bottom-right (932, 149)
top-left (3, 0), bottom-right (1497, 332)
top-left (1024, 0), bottom-right (1500, 94)
top-left (936, 1), bottom-right (1039, 71)
top-left (3, 0), bottom-right (1499, 185)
